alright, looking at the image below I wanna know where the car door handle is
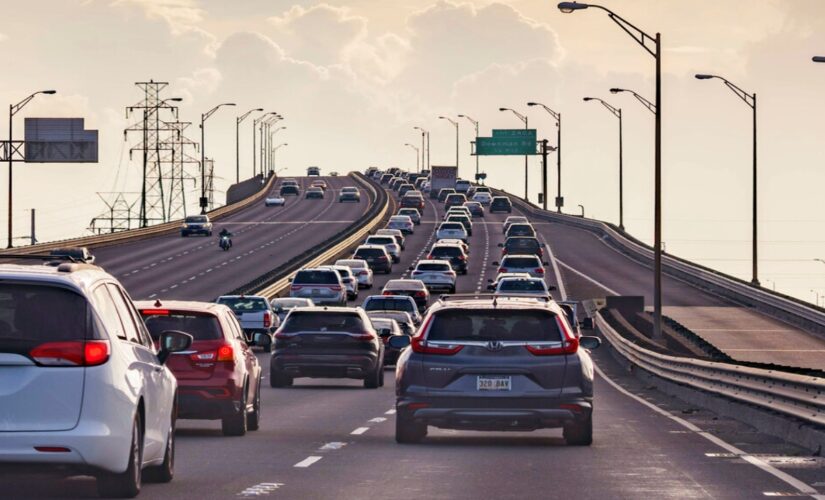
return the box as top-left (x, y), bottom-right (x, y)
top-left (153, 366), bottom-right (163, 373)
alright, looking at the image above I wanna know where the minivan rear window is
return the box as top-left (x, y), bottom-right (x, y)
top-left (293, 270), bottom-right (339, 285)
top-left (432, 247), bottom-right (462, 257)
top-left (502, 256), bottom-right (540, 267)
top-left (141, 312), bottom-right (223, 341)
top-left (0, 284), bottom-right (91, 342)
top-left (282, 312), bottom-right (364, 333)
top-left (427, 309), bottom-right (562, 342)
top-left (417, 263), bottom-right (451, 271)
top-left (355, 248), bottom-right (385, 258)
top-left (216, 297), bottom-right (269, 312)
top-left (364, 298), bottom-right (414, 312)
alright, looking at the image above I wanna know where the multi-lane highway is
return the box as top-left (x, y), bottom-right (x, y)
top-left (94, 176), bottom-right (370, 301)
top-left (3, 179), bottom-right (823, 499)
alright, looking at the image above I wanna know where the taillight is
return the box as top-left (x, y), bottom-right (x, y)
top-left (217, 345), bottom-right (234, 362)
top-left (275, 330), bottom-right (294, 340)
top-left (525, 317), bottom-right (579, 355)
top-left (30, 340), bottom-right (110, 367)
top-left (382, 290), bottom-right (394, 296)
top-left (411, 337), bottom-right (463, 355)
top-left (535, 267), bottom-right (545, 275)
top-left (290, 285), bottom-right (303, 291)
top-left (263, 311), bottom-right (272, 328)
top-left (457, 255), bottom-right (466, 261)
top-left (498, 267), bottom-right (507, 273)
top-left (415, 291), bottom-right (427, 297)
top-left (352, 332), bottom-right (375, 342)
top-left (330, 285), bottom-right (342, 291)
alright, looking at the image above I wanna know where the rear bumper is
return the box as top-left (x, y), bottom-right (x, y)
top-left (396, 397), bottom-right (592, 431)
top-left (272, 353), bottom-right (379, 379)
top-left (177, 379), bottom-right (244, 419)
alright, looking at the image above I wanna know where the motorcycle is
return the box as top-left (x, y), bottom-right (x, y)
top-left (219, 235), bottom-right (232, 251)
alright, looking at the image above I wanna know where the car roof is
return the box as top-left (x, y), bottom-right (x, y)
top-left (290, 306), bottom-right (363, 314)
top-left (356, 244), bottom-right (388, 251)
top-left (135, 299), bottom-right (231, 315)
top-left (0, 263), bottom-right (113, 296)
top-left (336, 259), bottom-right (367, 265)
top-left (503, 254), bottom-right (541, 260)
top-left (430, 296), bottom-right (561, 313)
top-left (296, 267), bottom-right (339, 273)
top-left (416, 259), bottom-right (451, 265)
top-left (495, 272), bottom-right (533, 279)
top-left (385, 279), bottom-right (425, 289)
top-left (216, 294), bottom-right (268, 300)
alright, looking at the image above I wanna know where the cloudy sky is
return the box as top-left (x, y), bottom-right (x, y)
top-left (2, 0), bottom-right (825, 301)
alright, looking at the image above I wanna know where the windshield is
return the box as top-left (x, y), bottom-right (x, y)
top-left (427, 309), bottom-right (561, 342)
top-left (440, 223), bottom-right (463, 231)
top-left (141, 312), bottom-right (222, 341)
top-left (498, 280), bottom-right (546, 292)
top-left (417, 263), bottom-right (451, 271)
top-left (185, 216), bottom-right (208, 223)
top-left (293, 270), bottom-right (339, 285)
top-left (502, 256), bottom-right (540, 268)
top-left (0, 284), bottom-right (91, 343)
top-left (364, 297), bottom-right (414, 312)
top-left (355, 248), bottom-right (385, 258)
top-left (432, 247), bottom-right (462, 257)
top-left (282, 311), bottom-right (365, 333)
top-left (216, 297), bottom-right (269, 312)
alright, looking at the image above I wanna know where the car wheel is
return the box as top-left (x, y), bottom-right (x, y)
top-left (449, 286), bottom-right (456, 294)
top-left (97, 413), bottom-right (142, 498)
top-left (247, 380), bottom-right (261, 431)
top-left (395, 412), bottom-right (427, 444)
top-left (221, 390), bottom-right (248, 437)
top-left (378, 366), bottom-right (385, 387)
top-left (270, 369), bottom-right (293, 388)
top-left (364, 366), bottom-right (381, 389)
top-left (563, 415), bottom-right (593, 446)
top-left (262, 336), bottom-right (273, 353)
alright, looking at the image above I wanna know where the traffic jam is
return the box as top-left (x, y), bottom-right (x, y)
top-left (0, 166), bottom-right (600, 498)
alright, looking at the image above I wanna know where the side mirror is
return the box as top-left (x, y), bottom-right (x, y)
top-left (548, 285), bottom-right (557, 291)
top-left (580, 317), bottom-right (595, 331)
top-left (579, 336), bottom-right (601, 350)
top-left (388, 335), bottom-right (411, 349)
top-left (253, 332), bottom-right (272, 348)
top-left (497, 243), bottom-right (503, 248)
top-left (491, 261), bottom-right (499, 266)
top-left (408, 266), bottom-right (415, 271)
top-left (378, 329), bottom-right (392, 338)
top-left (158, 330), bottom-right (192, 364)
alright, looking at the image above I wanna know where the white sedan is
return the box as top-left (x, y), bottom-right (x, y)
top-left (335, 258), bottom-right (374, 289)
top-left (410, 259), bottom-right (456, 293)
top-left (436, 222), bottom-right (468, 242)
top-left (472, 191), bottom-right (493, 205)
top-left (264, 196), bottom-right (286, 206)
top-left (387, 215), bottom-right (415, 234)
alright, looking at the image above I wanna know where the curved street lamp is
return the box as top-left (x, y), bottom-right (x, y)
top-left (272, 143), bottom-right (288, 175)
top-left (499, 107), bottom-right (529, 199)
top-left (694, 73), bottom-right (759, 286)
top-left (438, 116), bottom-right (459, 170)
top-left (200, 103), bottom-right (236, 214)
top-left (527, 102), bottom-right (562, 212)
top-left (236, 108), bottom-right (263, 183)
top-left (558, 0), bottom-right (663, 339)
top-left (413, 126), bottom-right (429, 172)
top-left (583, 97), bottom-right (623, 230)
top-left (404, 143), bottom-right (420, 171)
top-left (457, 114), bottom-right (480, 178)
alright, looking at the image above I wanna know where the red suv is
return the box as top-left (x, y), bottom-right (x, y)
top-left (136, 300), bottom-right (268, 436)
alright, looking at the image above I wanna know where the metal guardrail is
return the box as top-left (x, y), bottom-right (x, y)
top-left (238, 173), bottom-right (389, 299)
top-left (597, 312), bottom-right (825, 428)
top-left (0, 175), bottom-right (276, 254)
top-left (492, 188), bottom-right (825, 339)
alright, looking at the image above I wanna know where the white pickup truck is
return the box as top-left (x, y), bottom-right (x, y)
top-left (215, 295), bottom-right (279, 351)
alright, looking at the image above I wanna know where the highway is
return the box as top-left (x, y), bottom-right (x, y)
top-left (3, 181), bottom-right (823, 499)
top-left (93, 176), bottom-right (369, 301)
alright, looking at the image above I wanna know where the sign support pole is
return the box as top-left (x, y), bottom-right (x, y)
top-left (541, 139), bottom-right (549, 210)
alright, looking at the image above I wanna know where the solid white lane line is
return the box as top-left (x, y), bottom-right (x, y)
top-left (385, 409), bottom-right (396, 415)
top-left (555, 257), bottom-right (620, 296)
top-left (542, 239), bottom-right (568, 300)
top-left (294, 456), bottom-right (323, 468)
top-left (594, 363), bottom-right (824, 499)
top-left (351, 427), bottom-right (369, 435)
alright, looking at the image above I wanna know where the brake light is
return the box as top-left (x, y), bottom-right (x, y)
top-left (290, 285), bottom-right (303, 291)
top-left (34, 447), bottom-right (71, 453)
top-left (411, 337), bottom-right (463, 355)
top-left (274, 330), bottom-right (294, 340)
top-left (525, 317), bottom-right (579, 355)
top-left (457, 255), bottom-right (466, 261)
top-left (141, 309), bottom-right (169, 316)
top-left (498, 267), bottom-right (507, 273)
top-left (30, 340), bottom-right (110, 367)
top-left (538, 248), bottom-right (544, 257)
top-left (352, 332), bottom-right (375, 341)
top-left (217, 345), bottom-right (234, 362)
top-left (535, 267), bottom-right (545, 275)
top-left (414, 291), bottom-right (427, 297)
top-left (382, 290), bottom-right (394, 296)
top-left (263, 311), bottom-right (272, 328)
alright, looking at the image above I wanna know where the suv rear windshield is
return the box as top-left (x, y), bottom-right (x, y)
top-left (498, 280), bottom-right (546, 292)
top-left (185, 216), bottom-right (208, 223)
top-left (293, 270), bottom-right (339, 285)
top-left (417, 263), bottom-right (451, 271)
top-left (282, 312), bottom-right (365, 333)
top-left (506, 238), bottom-right (540, 250)
top-left (502, 256), bottom-right (540, 267)
top-left (216, 297), bottom-right (269, 312)
top-left (0, 284), bottom-right (91, 342)
top-left (367, 237), bottom-right (394, 245)
top-left (355, 248), bottom-right (385, 258)
top-left (141, 312), bottom-right (222, 341)
top-left (427, 309), bottom-right (562, 342)
top-left (431, 246), bottom-right (463, 257)
top-left (364, 298), bottom-right (414, 312)
top-left (440, 223), bottom-right (463, 230)
top-left (445, 195), bottom-right (465, 203)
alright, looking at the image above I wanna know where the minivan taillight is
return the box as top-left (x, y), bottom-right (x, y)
top-left (30, 340), bottom-right (110, 367)
top-left (498, 267), bottom-right (507, 273)
top-left (535, 267), bottom-right (545, 275)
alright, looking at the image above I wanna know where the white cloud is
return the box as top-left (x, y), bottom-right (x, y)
top-left (269, 4), bottom-right (368, 67)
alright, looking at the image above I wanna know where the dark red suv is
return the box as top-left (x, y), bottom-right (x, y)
top-left (136, 300), bottom-right (268, 436)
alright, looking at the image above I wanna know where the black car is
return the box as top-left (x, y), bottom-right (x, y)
top-left (490, 196), bottom-right (512, 213)
top-left (270, 307), bottom-right (384, 388)
top-left (280, 185), bottom-right (300, 196)
top-left (354, 245), bottom-right (393, 274)
top-left (428, 244), bottom-right (468, 274)
top-left (500, 237), bottom-right (543, 257)
top-left (505, 223), bottom-right (536, 238)
top-left (438, 188), bottom-right (456, 202)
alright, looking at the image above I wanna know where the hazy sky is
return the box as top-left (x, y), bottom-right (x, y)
top-left (2, 0), bottom-right (825, 301)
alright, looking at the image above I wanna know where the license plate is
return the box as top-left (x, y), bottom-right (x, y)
top-left (312, 289), bottom-right (321, 295)
top-left (477, 376), bottom-right (511, 391)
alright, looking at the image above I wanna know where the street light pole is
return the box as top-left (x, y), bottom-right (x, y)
top-left (499, 107), bottom-right (529, 200)
top-left (7, 90), bottom-right (56, 248)
top-left (438, 116), bottom-right (459, 170)
top-left (236, 108), bottom-right (263, 184)
top-left (404, 143), bottom-right (420, 171)
top-left (414, 127), bottom-right (429, 173)
top-left (269, 126), bottom-right (287, 175)
top-left (695, 73), bottom-right (759, 286)
top-left (200, 102), bottom-right (236, 214)
top-left (252, 112), bottom-right (276, 177)
top-left (458, 114), bottom-right (479, 179)
top-left (527, 102), bottom-right (562, 212)
top-left (272, 143), bottom-right (287, 174)
top-left (559, 1), bottom-right (663, 339)
top-left (583, 97), bottom-right (623, 230)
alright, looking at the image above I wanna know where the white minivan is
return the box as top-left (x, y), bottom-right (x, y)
top-left (455, 179), bottom-right (471, 193)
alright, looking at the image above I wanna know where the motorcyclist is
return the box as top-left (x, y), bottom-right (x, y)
top-left (218, 228), bottom-right (233, 248)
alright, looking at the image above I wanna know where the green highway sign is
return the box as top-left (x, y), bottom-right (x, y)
top-left (492, 129), bottom-right (536, 140)
top-left (473, 129), bottom-right (537, 155)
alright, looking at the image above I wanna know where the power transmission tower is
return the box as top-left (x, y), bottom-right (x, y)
top-left (88, 192), bottom-right (139, 234)
top-left (124, 80), bottom-right (180, 227)
top-left (159, 120), bottom-right (199, 221)
top-left (204, 158), bottom-right (215, 211)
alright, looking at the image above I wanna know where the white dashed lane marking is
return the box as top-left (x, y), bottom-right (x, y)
top-left (294, 456), bottom-right (323, 468)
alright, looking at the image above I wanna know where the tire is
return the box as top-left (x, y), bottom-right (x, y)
top-left (395, 412), bottom-right (427, 444)
top-left (248, 380), bottom-right (261, 431)
top-left (221, 390), bottom-right (248, 437)
top-left (449, 286), bottom-right (456, 294)
top-left (270, 369), bottom-right (293, 388)
top-left (364, 366), bottom-right (381, 389)
top-left (97, 414), bottom-right (142, 498)
top-left (563, 416), bottom-right (593, 446)
top-left (378, 366), bottom-right (385, 387)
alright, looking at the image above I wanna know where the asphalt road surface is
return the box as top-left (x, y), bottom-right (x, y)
top-left (2, 184), bottom-right (823, 499)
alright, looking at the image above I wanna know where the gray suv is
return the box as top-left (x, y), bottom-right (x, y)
top-left (391, 295), bottom-right (600, 445)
